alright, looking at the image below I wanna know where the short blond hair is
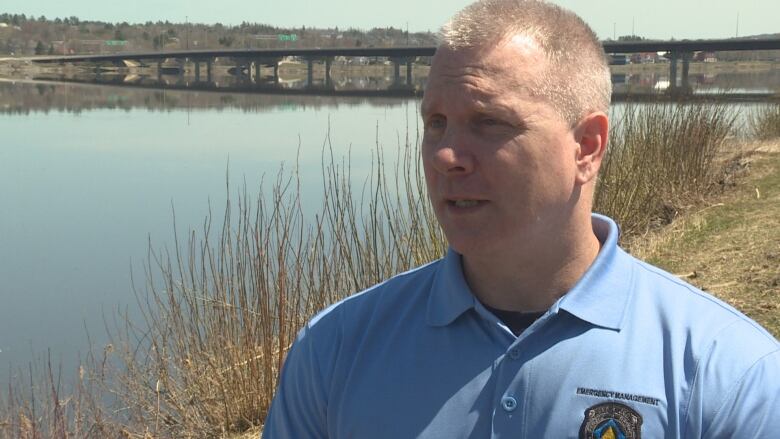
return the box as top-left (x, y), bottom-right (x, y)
top-left (441, 0), bottom-right (611, 125)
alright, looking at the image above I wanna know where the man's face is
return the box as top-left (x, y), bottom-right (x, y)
top-left (420, 41), bottom-right (582, 258)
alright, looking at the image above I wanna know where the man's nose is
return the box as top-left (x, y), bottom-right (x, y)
top-left (428, 129), bottom-right (475, 175)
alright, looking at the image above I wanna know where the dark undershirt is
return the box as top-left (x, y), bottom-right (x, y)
top-left (482, 304), bottom-right (545, 336)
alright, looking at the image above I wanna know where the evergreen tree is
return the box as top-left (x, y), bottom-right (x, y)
top-left (34, 41), bottom-right (46, 55)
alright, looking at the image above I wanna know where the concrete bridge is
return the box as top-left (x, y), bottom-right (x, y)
top-left (23, 38), bottom-right (780, 93)
top-left (28, 47), bottom-right (434, 87)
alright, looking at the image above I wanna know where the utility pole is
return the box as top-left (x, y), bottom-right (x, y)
top-left (406, 22), bottom-right (409, 46)
top-left (186, 15), bottom-right (189, 50)
top-left (736, 12), bottom-right (740, 38)
top-left (613, 22), bottom-right (616, 40)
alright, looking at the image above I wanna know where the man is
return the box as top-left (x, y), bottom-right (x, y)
top-left (263, 1), bottom-right (779, 437)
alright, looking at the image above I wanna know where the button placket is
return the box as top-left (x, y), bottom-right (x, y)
top-left (492, 340), bottom-right (531, 437)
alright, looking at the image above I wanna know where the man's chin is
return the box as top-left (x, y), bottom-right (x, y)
top-left (444, 233), bottom-right (493, 258)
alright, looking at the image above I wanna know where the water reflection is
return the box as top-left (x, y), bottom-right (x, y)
top-left (0, 78), bottom-right (415, 115)
top-left (3, 64), bottom-right (778, 118)
top-left (611, 68), bottom-right (780, 96)
top-left (0, 80), bottom-right (422, 387)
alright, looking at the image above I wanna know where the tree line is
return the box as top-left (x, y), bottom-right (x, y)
top-left (0, 13), bottom-right (439, 55)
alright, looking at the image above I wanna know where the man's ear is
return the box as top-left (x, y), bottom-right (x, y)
top-left (573, 112), bottom-right (609, 186)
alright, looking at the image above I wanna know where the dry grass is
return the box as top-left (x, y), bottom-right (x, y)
top-left (595, 102), bottom-right (737, 237)
top-left (0, 350), bottom-right (118, 438)
top-left (0, 101), bottom-right (762, 438)
top-left (749, 104), bottom-right (780, 140)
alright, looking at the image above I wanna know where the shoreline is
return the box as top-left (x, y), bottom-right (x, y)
top-left (1, 58), bottom-right (777, 81)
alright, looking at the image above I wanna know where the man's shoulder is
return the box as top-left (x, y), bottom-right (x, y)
top-left (625, 249), bottom-right (778, 352)
top-left (306, 257), bottom-right (442, 333)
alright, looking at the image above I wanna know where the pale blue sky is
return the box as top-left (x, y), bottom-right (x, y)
top-left (2, 0), bottom-right (778, 40)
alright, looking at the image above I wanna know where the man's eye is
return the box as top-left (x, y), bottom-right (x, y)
top-left (426, 117), bottom-right (446, 129)
top-left (481, 117), bottom-right (502, 126)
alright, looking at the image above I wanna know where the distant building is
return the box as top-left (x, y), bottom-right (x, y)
top-left (51, 40), bottom-right (67, 54)
top-left (609, 54), bottom-right (629, 65)
top-left (630, 53), bottom-right (658, 64)
top-left (692, 51), bottom-right (718, 63)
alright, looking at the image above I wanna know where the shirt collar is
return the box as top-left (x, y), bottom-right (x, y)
top-left (554, 213), bottom-right (634, 331)
top-left (426, 213), bottom-right (633, 331)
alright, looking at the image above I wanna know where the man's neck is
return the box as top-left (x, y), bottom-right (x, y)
top-left (461, 217), bottom-right (601, 313)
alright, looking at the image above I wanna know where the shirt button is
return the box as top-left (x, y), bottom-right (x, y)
top-left (501, 396), bottom-right (518, 412)
top-left (508, 348), bottom-right (521, 359)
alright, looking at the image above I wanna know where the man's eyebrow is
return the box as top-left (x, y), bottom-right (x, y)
top-left (421, 98), bottom-right (522, 120)
top-left (470, 98), bottom-right (522, 118)
top-left (480, 103), bottom-right (519, 116)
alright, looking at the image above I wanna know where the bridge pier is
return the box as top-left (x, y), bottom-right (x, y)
top-left (249, 58), bottom-right (283, 84)
top-left (668, 51), bottom-right (679, 92)
top-left (302, 57), bottom-right (333, 88)
top-left (207, 60), bottom-right (213, 83)
top-left (390, 57), bottom-right (415, 86)
top-left (667, 51), bottom-right (694, 95)
top-left (681, 52), bottom-right (692, 90)
top-left (325, 57), bottom-right (333, 87)
top-left (195, 61), bottom-right (201, 81)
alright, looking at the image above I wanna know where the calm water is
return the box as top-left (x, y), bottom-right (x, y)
top-left (0, 66), bottom-right (778, 385)
top-left (0, 80), bottom-right (420, 385)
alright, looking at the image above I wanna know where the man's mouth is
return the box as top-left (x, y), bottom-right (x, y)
top-left (448, 199), bottom-right (485, 208)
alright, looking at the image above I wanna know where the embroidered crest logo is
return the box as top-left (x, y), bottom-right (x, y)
top-left (579, 402), bottom-right (642, 439)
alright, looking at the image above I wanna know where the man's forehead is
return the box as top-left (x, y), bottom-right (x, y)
top-left (422, 70), bottom-right (495, 112)
top-left (421, 74), bottom-right (504, 108)
top-left (430, 41), bottom-right (545, 82)
top-left (422, 43), bottom-right (545, 111)
top-left (430, 46), bottom-right (495, 74)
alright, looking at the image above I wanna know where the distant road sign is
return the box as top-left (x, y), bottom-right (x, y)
top-left (278, 34), bottom-right (298, 42)
top-left (105, 40), bottom-right (127, 46)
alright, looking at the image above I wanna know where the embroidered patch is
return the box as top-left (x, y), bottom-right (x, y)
top-left (579, 402), bottom-right (642, 439)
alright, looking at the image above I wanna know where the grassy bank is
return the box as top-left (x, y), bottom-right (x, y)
top-left (1, 102), bottom-right (778, 438)
top-left (629, 140), bottom-right (780, 337)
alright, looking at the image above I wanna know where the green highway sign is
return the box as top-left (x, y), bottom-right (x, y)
top-left (105, 40), bottom-right (127, 46)
top-left (278, 34), bottom-right (298, 42)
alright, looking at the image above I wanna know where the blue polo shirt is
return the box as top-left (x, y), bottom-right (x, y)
top-left (263, 214), bottom-right (780, 438)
